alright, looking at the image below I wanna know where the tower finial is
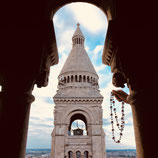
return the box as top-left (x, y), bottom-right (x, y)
top-left (77, 23), bottom-right (80, 27)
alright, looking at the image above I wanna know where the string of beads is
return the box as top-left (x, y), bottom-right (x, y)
top-left (110, 92), bottom-right (125, 143)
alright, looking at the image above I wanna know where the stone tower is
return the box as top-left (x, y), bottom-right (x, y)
top-left (51, 24), bottom-right (106, 158)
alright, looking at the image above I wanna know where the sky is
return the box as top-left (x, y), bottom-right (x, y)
top-left (26, 2), bottom-right (136, 150)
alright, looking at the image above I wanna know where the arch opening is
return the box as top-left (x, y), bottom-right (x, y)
top-left (68, 113), bottom-right (88, 136)
top-left (83, 75), bottom-right (86, 82)
top-left (76, 151), bottom-right (81, 158)
top-left (79, 75), bottom-right (82, 82)
top-left (84, 151), bottom-right (89, 158)
top-left (26, 1), bottom-right (136, 153)
top-left (75, 75), bottom-right (78, 82)
top-left (67, 76), bottom-right (70, 83)
top-left (68, 151), bottom-right (73, 158)
top-left (71, 75), bottom-right (74, 82)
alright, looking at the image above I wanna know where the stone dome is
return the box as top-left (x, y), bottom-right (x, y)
top-left (56, 24), bottom-right (102, 99)
top-left (59, 23), bottom-right (97, 77)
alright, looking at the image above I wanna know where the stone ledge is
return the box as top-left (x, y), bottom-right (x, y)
top-left (54, 98), bottom-right (103, 103)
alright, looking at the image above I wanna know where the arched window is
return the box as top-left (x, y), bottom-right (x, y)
top-left (90, 77), bottom-right (92, 83)
top-left (71, 119), bottom-right (87, 136)
top-left (83, 75), bottom-right (86, 82)
top-left (76, 151), bottom-right (81, 158)
top-left (75, 75), bottom-right (78, 82)
top-left (64, 77), bottom-right (66, 83)
top-left (71, 75), bottom-right (74, 82)
top-left (79, 75), bottom-right (82, 82)
top-left (69, 114), bottom-right (88, 136)
top-left (84, 151), bottom-right (88, 158)
top-left (68, 151), bottom-right (73, 158)
top-left (87, 76), bottom-right (90, 83)
top-left (67, 76), bottom-right (70, 83)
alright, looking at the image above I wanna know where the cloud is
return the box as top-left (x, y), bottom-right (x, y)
top-left (89, 44), bottom-right (104, 64)
top-left (54, 28), bottom-right (74, 54)
top-left (53, 14), bottom-right (74, 54)
top-left (29, 121), bottom-right (53, 128)
top-left (27, 130), bottom-right (52, 149)
top-left (103, 118), bottom-right (111, 126)
top-left (27, 114), bottom-right (54, 148)
top-left (67, 3), bottom-right (108, 33)
top-left (85, 44), bottom-right (104, 69)
top-left (85, 46), bottom-right (89, 52)
top-left (53, 15), bottom-right (64, 30)
top-left (95, 64), bottom-right (106, 73)
top-left (94, 45), bottom-right (103, 54)
top-left (57, 29), bottom-right (74, 54)
top-left (30, 117), bottom-right (41, 121)
top-left (44, 97), bottom-right (54, 104)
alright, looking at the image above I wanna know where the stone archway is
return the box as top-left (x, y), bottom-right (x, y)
top-left (1, 1), bottom-right (157, 158)
top-left (63, 106), bottom-right (96, 136)
top-left (68, 113), bottom-right (87, 132)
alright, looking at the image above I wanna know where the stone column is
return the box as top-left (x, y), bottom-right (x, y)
top-left (126, 90), bottom-right (143, 158)
top-left (127, 89), bottom-right (155, 158)
top-left (0, 76), bottom-right (35, 158)
top-left (81, 154), bottom-right (84, 158)
top-left (0, 92), bottom-right (35, 158)
top-left (73, 152), bottom-right (76, 158)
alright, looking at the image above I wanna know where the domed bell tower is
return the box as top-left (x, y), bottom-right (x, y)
top-left (51, 24), bottom-right (106, 158)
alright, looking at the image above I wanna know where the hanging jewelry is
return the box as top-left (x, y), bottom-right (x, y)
top-left (110, 92), bottom-right (125, 143)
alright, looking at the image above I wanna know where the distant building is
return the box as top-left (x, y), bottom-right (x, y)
top-left (51, 24), bottom-right (106, 158)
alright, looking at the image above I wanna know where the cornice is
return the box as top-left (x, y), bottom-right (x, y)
top-left (54, 98), bottom-right (103, 104)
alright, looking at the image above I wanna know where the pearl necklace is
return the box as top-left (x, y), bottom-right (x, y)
top-left (110, 92), bottom-right (125, 143)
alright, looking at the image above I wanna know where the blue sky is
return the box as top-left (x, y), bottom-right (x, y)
top-left (26, 2), bottom-right (136, 150)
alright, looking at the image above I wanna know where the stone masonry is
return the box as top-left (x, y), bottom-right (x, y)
top-left (51, 24), bottom-right (106, 158)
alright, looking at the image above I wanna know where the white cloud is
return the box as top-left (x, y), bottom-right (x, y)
top-left (94, 45), bottom-right (103, 54)
top-left (85, 46), bottom-right (89, 52)
top-left (95, 64), bottom-right (106, 73)
top-left (53, 15), bottom-right (64, 30)
top-left (90, 45), bottom-right (104, 64)
top-left (55, 28), bottom-right (74, 54)
top-left (53, 15), bottom-right (74, 54)
top-left (67, 3), bottom-right (108, 33)
top-left (99, 73), bottom-right (111, 85)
